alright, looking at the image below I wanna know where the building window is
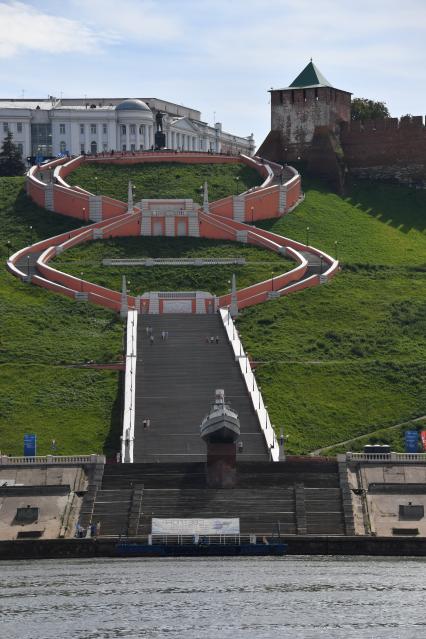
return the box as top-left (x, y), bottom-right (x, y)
top-left (17, 122), bottom-right (23, 133)
top-left (103, 143), bottom-right (108, 151)
top-left (17, 143), bottom-right (23, 155)
top-left (121, 125), bottom-right (126, 135)
top-left (122, 144), bottom-right (126, 151)
top-left (130, 143), bottom-right (136, 151)
top-left (139, 124), bottom-right (145, 134)
top-left (91, 141), bottom-right (97, 154)
top-left (139, 144), bottom-right (144, 150)
top-left (80, 124), bottom-right (84, 135)
top-left (130, 124), bottom-right (136, 135)
top-left (303, 90), bottom-right (307, 102)
top-left (60, 141), bottom-right (66, 153)
top-left (3, 122), bottom-right (8, 132)
top-left (80, 143), bottom-right (85, 154)
top-left (91, 124), bottom-right (97, 135)
top-left (102, 124), bottom-right (107, 135)
top-left (59, 123), bottom-right (66, 134)
top-left (315, 88), bottom-right (319, 101)
top-left (30, 122), bottom-right (52, 156)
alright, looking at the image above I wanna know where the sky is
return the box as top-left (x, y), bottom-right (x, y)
top-left (0, 0), bottom-right (425, 148)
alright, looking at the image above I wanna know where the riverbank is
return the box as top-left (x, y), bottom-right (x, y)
top-left (1, 535), bottom-right (425, 560)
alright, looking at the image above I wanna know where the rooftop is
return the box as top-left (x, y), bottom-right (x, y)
top-left (289, 60), bottom-right (332, 88)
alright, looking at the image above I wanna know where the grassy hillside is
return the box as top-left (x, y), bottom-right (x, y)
top-left (0, 177), bottom-right (123, 456)
top-left (53, 237), bottom-right (292, 297)
top-left (69, 161), bottom-right (262, 203)
top-left (237, 180), bottom-right (426, 454)
top-left (2, 170), bottom-right (425, 457)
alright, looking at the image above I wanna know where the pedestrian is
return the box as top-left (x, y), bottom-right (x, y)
top-left (90, 522), bottom-right (97, 537)
top-left (96, 521), bottom-right (101, 536)
top-left (210, 336), bottom-right (214, 344)
top-left (150, 334), bottom-right (154, 345)
top-left (165, 331), bottom-right (169, 341)
top-left (238, 441), bottom-right (244, 453)
top-left (145, 326), bottom-right (150, 336)
top-left (50, 438), bottom-right (57, 451)
top-left (161, 330), bottom-right (166, 341)
top-left (215, 336), bottom-right (219, 344)
top-left (143, 419), bottom-right (147, 429)
top-left (146, 418), bottom-right (151, 429)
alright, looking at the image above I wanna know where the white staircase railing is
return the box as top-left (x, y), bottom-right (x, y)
top-left (220, 308), bottom-right (279, 460)
top-left (122, 310), bottom-right (138, 462)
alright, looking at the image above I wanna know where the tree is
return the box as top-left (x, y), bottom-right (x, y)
top-left (0, 130), bottom-right (25, 176)
top-left (351, 98), bottom-right (390, 122)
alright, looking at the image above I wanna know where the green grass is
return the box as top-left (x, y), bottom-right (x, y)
top-left (237, 179), bottom-right (426, 454)
top-left (0, 365), bottom-right (121, 456)
top-left (2, 171), bottom-right (426, 457)
top-left (69, 161), bottom-right (262, 203)
top-left (0, 177), bottom-right (123, 456)
top-left (53, 237), bottom-right (292, 297)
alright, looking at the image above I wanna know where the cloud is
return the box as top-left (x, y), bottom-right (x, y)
top-left (70, 0), bottom-right (183, 42)
top-left (0, 1), bottom-right (113, 58)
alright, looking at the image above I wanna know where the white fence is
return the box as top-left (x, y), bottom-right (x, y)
top-left (103, 257), bottom-right (246, 266)
top-left (220, 308), bottom-right (279, 460)
top-left (121, 310), bottom-right (138, 463)
top-left (345, 452), bottom-right (426, 463)
top-left (0, 454), bottom-right (105, 465)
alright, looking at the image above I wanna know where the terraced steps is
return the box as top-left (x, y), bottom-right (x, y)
top-left (134, 314), bottom-right (267, 462)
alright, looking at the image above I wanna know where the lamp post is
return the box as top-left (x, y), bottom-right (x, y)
top-left (80, 272), bottom-right (84, 292)
top-left (271, 270), bottom-right (275, 292)
top-left (29, 225), bottom-right (33, 246)
top-left (27, 254), bottom-right (30, 277)
top-left (6, 240), bottom-right (11, 258)
top-left (82, 207), bottom-right (86, 222)
top-left (334, 240), bottom-right (339, 261)
top-left (306, 226), bottom-right (310, 247)
top-left (251, 206), bottom-right (254, 224)
top-left (94, 176), bottom-right (98, 195)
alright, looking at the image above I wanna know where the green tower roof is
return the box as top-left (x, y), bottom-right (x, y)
top-left (289, 60), bottom-right (332, 88)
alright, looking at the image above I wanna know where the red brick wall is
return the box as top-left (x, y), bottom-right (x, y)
top-left (341, 116), bottom-right (426, 183)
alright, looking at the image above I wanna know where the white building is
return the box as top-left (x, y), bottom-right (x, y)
top-left (0, 96), bottom-right (255, 160)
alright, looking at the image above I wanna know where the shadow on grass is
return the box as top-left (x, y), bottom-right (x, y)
top-left (103, 369), bottom-right (124, 459)
top-left (345, 179), bottom-right (426, 234)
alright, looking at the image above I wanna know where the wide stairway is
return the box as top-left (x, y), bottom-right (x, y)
top-left (90, 460), bottom-right (348, 537)
top-left (134, 314), bottom-right (267, 463)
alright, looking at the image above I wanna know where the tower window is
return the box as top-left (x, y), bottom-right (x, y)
top-left (303, 90), bottom-right (307, 102)
top-left (315, 88), bottom-right (319, 101)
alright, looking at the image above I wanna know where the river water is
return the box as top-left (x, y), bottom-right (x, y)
top-left (0, 556), bottom-right (425, 639)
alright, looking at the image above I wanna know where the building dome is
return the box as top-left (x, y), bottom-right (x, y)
top-left (116, 99), bottom-right (151, 112)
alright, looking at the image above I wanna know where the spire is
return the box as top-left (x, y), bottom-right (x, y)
top-left (127, 180), bottom-right (134, 213)
top-left (120, 275), bottom-right (128, 319)
top-left (203, 181), bottom-right (209, 213)
top-left (289, 60), bottom-right (331, 88)
top-left (230, 273), bottom-right (238, 318)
